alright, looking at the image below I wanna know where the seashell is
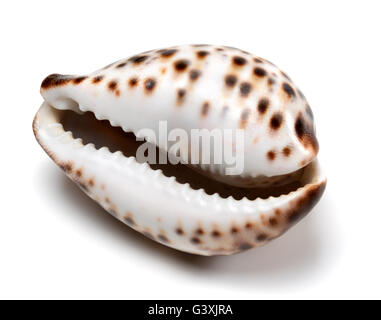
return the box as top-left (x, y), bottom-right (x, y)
top-left (33, 44), bottom-right (326, 256)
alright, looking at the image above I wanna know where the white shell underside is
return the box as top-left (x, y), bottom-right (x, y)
top-left (34, 102), bottom-right (326, 256)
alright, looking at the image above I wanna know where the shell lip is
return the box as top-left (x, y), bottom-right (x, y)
top-left (33, 101), bottom-right (326, 204)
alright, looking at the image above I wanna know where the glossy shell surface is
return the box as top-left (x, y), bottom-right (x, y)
top-left (34, 45), bottom-right (326, 255)
top-left (40, 44), bottom-right (318, 181)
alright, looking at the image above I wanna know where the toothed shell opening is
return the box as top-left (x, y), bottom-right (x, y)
top-left (34, 102), bottom-right (324, 202)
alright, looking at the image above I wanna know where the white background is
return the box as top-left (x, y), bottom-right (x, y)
top-left (1, 0), bottom-right (380, 299)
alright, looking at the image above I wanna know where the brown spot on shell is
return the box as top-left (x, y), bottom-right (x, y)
top-left (269, 217), bottom-right (278, 226)
top-left (92, 75), bottom-right (104, 84)
top-left (267, 150), bottom-right (276, 161)
top-left (75, 169), bottom-right (82, 177)
top-left (225, 74), bottom-right (237, 88)
top-left (295, 113), bottom-right (319, 152)
top-left (158, 48), bottom-right (178, 57)
top-left (72, 76), bottom-right (88, 85)
top-left (268, 78), bottom-right (276, 86)
top-left (240, 82), bottom-right (252, 97)
top-left (240, 109), bottom-right (250, 129)
top-left (174, 59), bottom-right (190, 72)
top-left (115, 62), bottom-right (127, 68)
top-left (196, 50), bottom-right (209, 59)
top-left (256, 234), bottom-right (268, 242)
top-left (211, 230), bottom-right (221, 237)
top-left (269, 112), bottom-right (283, 130)
top-left (195, 228), bottom-right (204, 236)
top-left (60, 162), bottom-right (73, 173)
top-left (189, 69), bottom-right (201, 81)
top-left (253, 67), bottom-right (267, 77)
top-left (177, 88), bottom-right (186, 105)
top-left (282, 82), bottom-right (296, 99)
top-left (176, 228), bottom-right (184, 235)
top-left (245, 222), bottom-right (253, 229)
top-left (41, 74), bottom-right (73, 89)
top-left (191, 237), bottom-right (201, 244)
top-left (231, 227), bottom-right (239, 234)
top-left (258, 98), bottom-right (269, 114)
top-left (158, 234), bottom-right (169, 243)
top-left (144, 78), bottom-right (156, 92)
top-left (108, 80), bottom-right (118, 92)
top-left (282, 146), bottom-right (292, 157)
top-left (201, 102), bottom-right (210, 117)
top-left (88, 179), bottom-right (95, 187)
top-left (232, 56), bottom-right (247, 66)
top-left (128, 77), bottom-right (138, 87)
top-left (129, 55), bottom-right (148, 64)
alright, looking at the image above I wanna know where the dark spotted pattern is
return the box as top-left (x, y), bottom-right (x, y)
top-left (92, 75), bottom-right (104, 84)
top-left (240, 109), bottom-right (250, 128)
top-left (225, 74), bottom-right (237, 87)
top-left (195, 228), bottom-right (204, 236)
top-left (282, 146), bottom-right (292, 157)
top-left (239, 82), bottom-right (252, 97)
top-left (191, 237), bottom-right (201, 244)
top-left (177, 88), bottom-right (186, 105)
top-left (295, 113), bottom-right (319, 152)
top-left (253, 67), bottom-right (267, 77)
top-left (129, 55), bottom-right (148, 64)
top-left (256, 234), bottom-right (268, 242)
top-left (144, 78), bottom-right (156, 92)
top-left (189, 69), bottom-right (201, 81)
top-left (258, 98), bottom-right (269, 114)
top-left (158, 48), bottom-right (178, 57)
top-left (174, 59), bottom-right (190, 72)
top-left (201, 102), bottom-right (210, 117)
top-left (282, 82), bottom-right (296, 98)
top-left (73, 76), bottom-right (88, 84)
top-left (232, 56), bottom-right (247, 66)
top-left (269, 113), bottom-right (283, 130)
top-left (268, 78), bottom-right (276, 86)
top-left (128, 77), bottom-right (138, 87)
top-left (267, 150), bottom-right (276, 161)
top-left (176, 228), bottom-right (184, 235)
top-left (196, 50), bottom-right (209, 58)
top-left (231, 227), bottom-right (239, 234)
top-left (108, 80), bottom-right (118, 92)
top-left (211, 230), bottom-right (221, 237)
top-left (115, 62), bottom-right (127, 68)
